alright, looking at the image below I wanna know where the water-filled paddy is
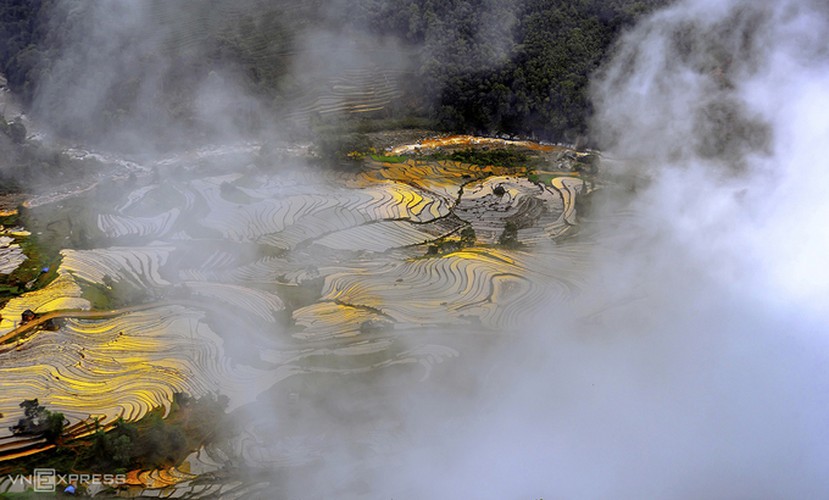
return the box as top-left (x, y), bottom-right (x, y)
top-left (0, 139), bottom-right (593, 494)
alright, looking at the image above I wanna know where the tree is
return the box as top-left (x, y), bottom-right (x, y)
top-left (43, 410), bottom-right (67, 443)
top-left (110, 434), bottom-right (133, 467)
top-left (459, 226), bottom-right (477, 247)
top-left (499, 221), bottom-right (522, 248)
top-left (9, 399), bottom-right (67, 443)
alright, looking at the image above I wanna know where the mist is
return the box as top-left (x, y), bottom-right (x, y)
top-left (4, 0), bottom-right (829, 498)
top-left (27, 0), bottom-right (420, 154)
top-left (280, 0), bottom-right (829, 497)
top-left (469, 0), bottom-right (829, 497)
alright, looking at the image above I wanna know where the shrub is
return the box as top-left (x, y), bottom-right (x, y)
top-left (498, 221), bottom-right (522, 248)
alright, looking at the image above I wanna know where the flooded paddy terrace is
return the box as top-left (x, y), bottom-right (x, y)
top-left (0, 136), bottom-right (597, 495)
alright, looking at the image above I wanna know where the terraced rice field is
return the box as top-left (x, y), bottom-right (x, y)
top-left (0, 140), bottom-right (592, 491)
top-left (0, 236), bottom-right (25, 275)
top-left (289, 67), bottom-right (405, 120)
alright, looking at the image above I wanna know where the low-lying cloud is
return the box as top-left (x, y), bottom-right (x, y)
top-left (12, 0), bottom-right (829, 497)
top-left (337, 0), bottom-right (829, 497)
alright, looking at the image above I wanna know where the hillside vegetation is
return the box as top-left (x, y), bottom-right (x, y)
top-left (0, 0), bottom-right (669, 146)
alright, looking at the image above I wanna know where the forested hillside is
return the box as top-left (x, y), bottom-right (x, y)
top-left (0, 0), bottom-right (669, 145)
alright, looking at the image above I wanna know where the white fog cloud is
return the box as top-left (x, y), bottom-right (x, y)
top-left (363, 0), bottom-right (829, 497)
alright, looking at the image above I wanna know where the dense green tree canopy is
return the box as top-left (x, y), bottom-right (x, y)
top-left (0, 0), bottom-right (670, 145)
